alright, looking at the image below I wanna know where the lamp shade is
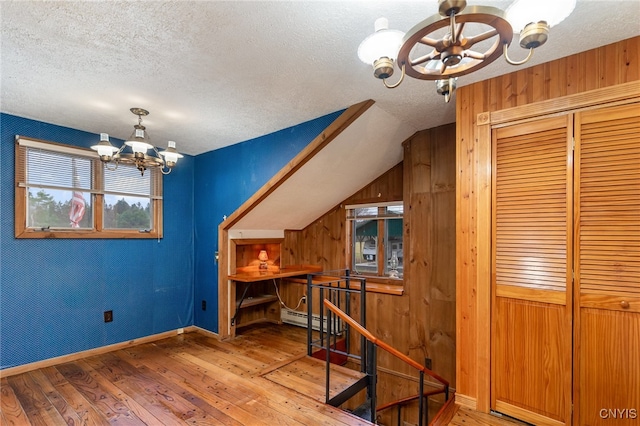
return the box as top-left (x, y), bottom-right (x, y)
top-left (125, 128), bottom-right (154, 154)
top-left (358, 17), bottom-right (405, 65)
top-left (506, 0), bottom-right (576, 32)
top-left (160, 141), bottom-right (184, 164)
top-left (91, 133), bottom-right (119, 157)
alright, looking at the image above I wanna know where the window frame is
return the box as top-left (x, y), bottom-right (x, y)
top-left (346, 201), bottom-right (404, 285)
top-left (15, 136), bottom-right (163, 239)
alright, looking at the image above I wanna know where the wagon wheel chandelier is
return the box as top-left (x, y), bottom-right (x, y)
top-left (358, 0), bottom-right (576, 102)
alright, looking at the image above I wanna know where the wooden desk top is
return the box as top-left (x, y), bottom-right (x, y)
top-left (229, 265), bottom-right (321, 283)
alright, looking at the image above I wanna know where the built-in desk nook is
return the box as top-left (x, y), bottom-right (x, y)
top-left (226, 238), bottom-right (320, 337)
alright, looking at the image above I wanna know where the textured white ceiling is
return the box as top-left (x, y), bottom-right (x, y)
top-left (2, 1), bottom-right (639, 156)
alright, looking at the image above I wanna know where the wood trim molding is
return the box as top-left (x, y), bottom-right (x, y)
top-left (495, 401), bottom-right (565, 426)
top-left (488, 80), bottom-right (640, 125)
top-left (496, 285), bottom-right (567, 305)
top-left (219, 99), bottom-right (375, 231)
top-left (189, 325), bottom-right (220, 339)
top-left (0, 328), bottom-right (189, 379)
top-left (476, 120), bottom-right (492, 413)
top-left (455, 393), bottom-right (477, 410)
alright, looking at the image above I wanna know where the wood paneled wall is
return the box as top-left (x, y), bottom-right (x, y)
top-left (455, 36), bottom-right (640, 408)
top-left (283, 124), bottom-right (456, 411)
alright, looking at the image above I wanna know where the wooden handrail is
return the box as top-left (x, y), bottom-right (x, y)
top-left (429, 392), bottom-right (457, 425)
top-left (323, 300), bottom-right (449, 387)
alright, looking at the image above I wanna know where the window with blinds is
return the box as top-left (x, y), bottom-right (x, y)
top-left (15, 136), bottom-right (163, 238)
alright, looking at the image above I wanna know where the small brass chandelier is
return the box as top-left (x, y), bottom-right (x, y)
top-left (91, 108), bottom-right (183, 176)
top-left (358, 0), bottom-right (576, 102)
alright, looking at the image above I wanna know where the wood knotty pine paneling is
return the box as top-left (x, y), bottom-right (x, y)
top-left (456, 36), bottom-right (640, 407)
top-left (283, 124), bottom-right (457, 424)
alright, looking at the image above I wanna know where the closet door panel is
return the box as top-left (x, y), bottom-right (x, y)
top-left (576, 103), bottom-right (640, 425)
top-left (492, 116), bottom-right (573, 425)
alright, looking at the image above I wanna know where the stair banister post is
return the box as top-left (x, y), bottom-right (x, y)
top-left (360, 274), bottom-right (367, 374)
top-left (307, 273), bottom-right (313, 356)
top-left (325, 307), bottom-right (333, 403)
top-left (367, 339), bottom-right (377, 423)
top-left (345, 270), bottom-right (351, 354)
top-left (418, 370), bottom-right (424, 426)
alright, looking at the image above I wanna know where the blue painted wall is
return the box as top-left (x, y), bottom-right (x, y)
top-left (193, 111), bottom-right (343, 332)
top-left (0, 108), bottom-right (343, 368)
top-left (0, 113), bottom-right (195, 369)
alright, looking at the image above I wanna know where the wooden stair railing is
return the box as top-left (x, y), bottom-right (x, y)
top-left (323, 299), bottom-right (450, 426)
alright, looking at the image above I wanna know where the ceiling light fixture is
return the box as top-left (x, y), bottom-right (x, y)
top-left (91, 108), bottom-right (183, 176)
top-left (358, 0), bottom-right (576, 102)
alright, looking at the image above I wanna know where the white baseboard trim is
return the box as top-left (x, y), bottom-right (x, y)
top-left (0, 327), bottom-right (193, 378)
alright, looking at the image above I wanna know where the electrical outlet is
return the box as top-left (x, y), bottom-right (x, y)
top-left (104, 310), bottom-right (113, 323)
top-left (425, 357), bottom-right (432, 370)
top-left (302, 295), bottom-right (307, 304)
top-left (201, 300), bottom-right (207, 311)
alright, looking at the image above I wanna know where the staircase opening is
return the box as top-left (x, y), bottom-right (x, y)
top-left (306, 269), bottom-right (454, 425)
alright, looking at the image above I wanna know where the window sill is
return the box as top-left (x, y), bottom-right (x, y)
top-left (284, 275), bottom-right (404, 296)
top-left (351, 276), bottom-right (404, 296)
top-left (355, 281), bottom-right (404, 296)
top-left (15, 229), bottom-right (162, 239)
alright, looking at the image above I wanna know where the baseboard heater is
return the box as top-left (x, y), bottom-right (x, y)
top-left (281, 307), bottom-right (341, 332)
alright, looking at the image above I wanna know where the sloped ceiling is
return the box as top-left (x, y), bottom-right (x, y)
top-left (231, 102), bottom-right (415, 232)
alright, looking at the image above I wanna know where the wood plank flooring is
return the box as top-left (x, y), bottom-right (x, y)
top-left (1, 324), bottom-right (372, 426)
top-left (447, 407), bottom-right (528, 426)
top-left (1, 323), bottom-right (528, 426)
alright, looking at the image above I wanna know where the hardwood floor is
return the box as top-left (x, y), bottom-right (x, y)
top-left (1, 323), bottom-right (528, 426)
top-left (1, 324), bottom-right (372, 425)
top-left (447, 407), bottom-right (529, 426)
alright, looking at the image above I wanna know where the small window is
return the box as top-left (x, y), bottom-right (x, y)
top-left (15, 136), bottom-right (162, 238)
top-left (347, 202), bottom-right (403, 281)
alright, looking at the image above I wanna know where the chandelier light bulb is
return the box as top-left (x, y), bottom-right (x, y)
top-left (506, 0), bottom-right (576, 33)
top-left (128, 140), bottom-right (151, 155)
top-left (91, 133), bottom-right (119, 159)
top-left (357, 17), bottom-right (405, 65)
top-left (125, 128), bottom-right (154, 154)
top-left (160, 141), bottom-right (184, 166)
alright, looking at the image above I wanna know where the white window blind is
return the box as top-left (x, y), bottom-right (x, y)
top-left (16, 138), bottom-right (96, 193)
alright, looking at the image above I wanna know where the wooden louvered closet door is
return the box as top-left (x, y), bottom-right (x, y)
top-left (491, 115), bottom-right (573, 425)
top-left (575, 103), bottom-right (640, 425)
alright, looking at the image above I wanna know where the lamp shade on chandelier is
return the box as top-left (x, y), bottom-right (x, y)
top-left (358, 0), bottom-right (576, 101)
top-left (91, 108), bottom-right (183, 176)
